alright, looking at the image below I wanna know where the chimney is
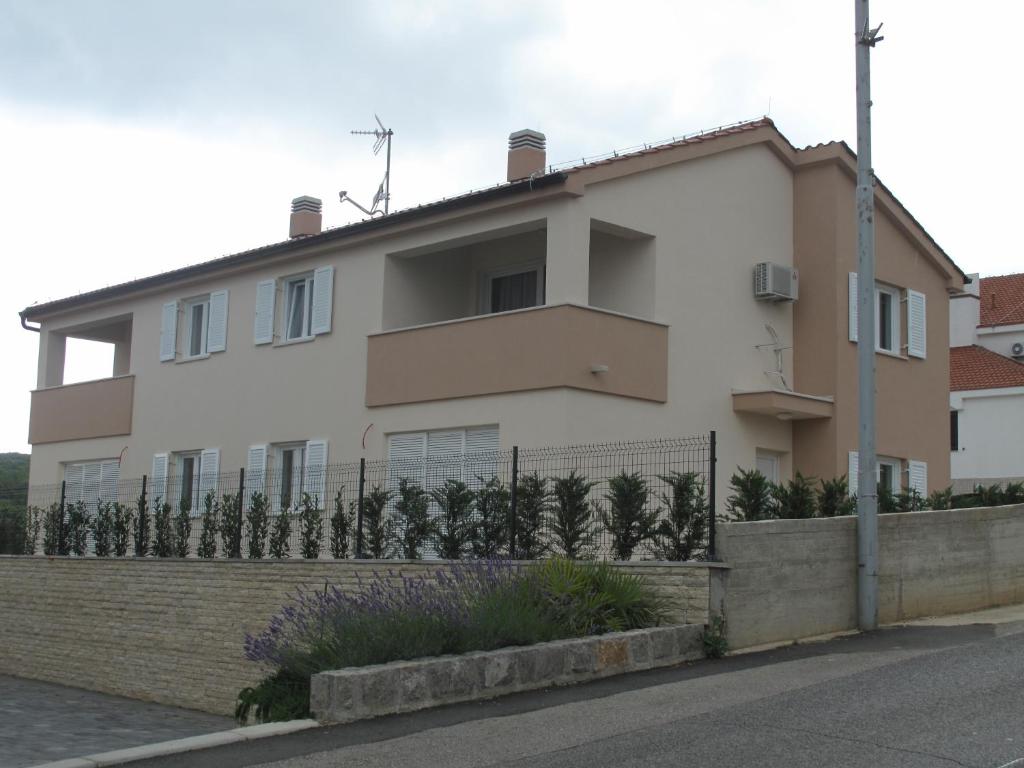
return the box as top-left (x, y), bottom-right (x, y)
top-left (507, 129), bottom-right (546, 182)
top-left (289, 195), bottom-right (322, 238)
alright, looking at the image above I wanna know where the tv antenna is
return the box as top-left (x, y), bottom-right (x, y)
top-left (339, 114), bottom-right (393, 218)
top-left (756, 323), bottom-right (791, 390)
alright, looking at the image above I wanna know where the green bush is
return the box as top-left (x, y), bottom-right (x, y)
top-left (550, 472), bottom-right (597, 560)
top-left (513, 473), bottom-right (550, 559)
top-left (431, 480), bottom-right (474, 560)
top-left (896, 487), bottom-right (925, 513)
top-left (42, 503), bottom-right (68, 556)
top-left (975, 484), bottom-right (1004, 507)
top-left (726, 468), bottom-right (776, 521)
top-left (0, 506), bottom-right (28, 555)
top-left (329, 489), bottom-right (354, 559)
top-left (92, 502), bottom-right (114, 557)
top-left (298, 493), bottom-right (323, 559)
top-left (198, 492), bottom-right (218, 559)
top-left (361, 486), bottom-right (394, 559)
top-left (245, 493), bottom-right (269, 559)
top-left (152, 500), bottom-right (174, 557)
top-left (774, 472), bottom-right (817, 519)
top-left (391, 479), bottom-right (433, 559)
top-left (68, 501), bottom-right (90, 556)
top-left (651, 471), bottom-right (707, 561)
top-left (600, 472), bottom-right (658, 560)
top-left (877, 484), bottom-right (898, 514)
top-left (269, 511), bottom-right (291, 559)
top-left (219, 492), bottom-right (244, 559)
top-left (926, 486), bottom-right (953, 511)
top-left (471, 477), bottom-right (510, 558)
top-left (817, 476), bottom-right (855, 517)
top-left (1004, 482), bottom-right (1024, 504)
top-left (134, 491), bottom-right (151, 557)
top-left (112, 502), bottom-right (133, 556)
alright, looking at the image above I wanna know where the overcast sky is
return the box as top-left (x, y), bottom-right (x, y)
top-left (1, 0), bottom-right (1022, 454)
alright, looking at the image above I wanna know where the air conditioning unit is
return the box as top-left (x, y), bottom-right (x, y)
top-left (753, 262), bottom-right (798, 302)
top-left (1012, 342), bottom-right (1024, 359)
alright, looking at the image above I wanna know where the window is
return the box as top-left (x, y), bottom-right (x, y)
top-left (755, 450), bottom-right (780, 484)
top-left (950, 410), bottom-right (959, 452)
top-left (875, 284), bottom-right (900, 354)
top-left (275, 444), bottom-right (305, 510)
top-left (878, 456), bottom-right (901, 494)
top-left (64, 460), bottom-right (120, 506)
top-left (184, 297), bottom-right (210, 357)
top-left (483, 264), bottom-right (544, 314)
top-left (160, 290), bottom-right (228, 362)
top-left (175, 452), bottom-right (202, 512)
top-left (848, 274), bottom-right (924, 358)
top-left (388, 426), bottom-right (499, 492)
top-left (284, 275), bottom-right (315, 341)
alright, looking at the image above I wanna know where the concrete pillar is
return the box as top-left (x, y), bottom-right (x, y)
top-left (39, 330), bottom-right (66, 388)
top-left (545, 201), bottom-right (590, 306)
top-left (113, 338), bottom-right (131, 377)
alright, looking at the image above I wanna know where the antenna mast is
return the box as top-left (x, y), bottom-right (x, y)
top-left (340, 114), bottom-right (393, 217)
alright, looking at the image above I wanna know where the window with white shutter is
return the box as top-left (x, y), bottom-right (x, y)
top-left (197, 447), bottom-right (220, 506)
top-left (160, 301), bottom-right (178, 362)
top-left (254, 280), bottom-right (276, 345)
top-left (388, 426), bottom-right (500, 493)
top-left (847, 451), bottom-right (859, 498)
top-left (100, 460), bottom-right (120, 504)
top-left (906, 289), bottom-right (926, 359)
top-left (247, 445), bottom-right (268, 499)
top-left (310, 266), bottom-right (334, 335)
top-left (908, 460), bottom-right (927, 498)
top-left (63, 460), bottom-right (120, 506)
top-left (464, 426), bottom-right (500, 489)
top-left (388, 432), bottom-right (428, 495)
top-left (64, 463), bottom-right (85, 504)
top-left (207, 289), bottom-right (229, 353)
top-left (151, 453), bottom-right (169, 504)
top-left (303, 440), bottom-right (328, 507)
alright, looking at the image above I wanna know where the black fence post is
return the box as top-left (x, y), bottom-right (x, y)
top-left (356, 457), bottom-right (365, 558)
top-left (58, 479), bottom-right (67, 556)
top-left (237, 467), bottom-right (246, 559)
top-left (509, 446), bottom-right (519, 559)
top-left (708, 430), bottom-right (718, 561)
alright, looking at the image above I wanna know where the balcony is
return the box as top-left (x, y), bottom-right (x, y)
top-left (366, 304), bottom-right (668, 406)
top-left (28, 375), bottom-right (135, 445)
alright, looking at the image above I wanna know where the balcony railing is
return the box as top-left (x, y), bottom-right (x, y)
top-left (366, 304), bottom-right (668, 407)
top-left (28, 375), bottom-right (135, 445)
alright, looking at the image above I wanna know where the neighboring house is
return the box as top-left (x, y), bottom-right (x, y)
top-left (949, 272), bottom-right (1024, 492)
top-left (20, 118), bottom-right (965, 512)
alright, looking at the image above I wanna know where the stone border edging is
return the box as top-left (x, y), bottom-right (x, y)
top-left (30, 719), bottom-right (318, 768)
top-left (311, 624), bottom-right (704, 724)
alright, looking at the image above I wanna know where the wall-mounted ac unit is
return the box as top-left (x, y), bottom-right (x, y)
top-left (754, 262), bottom-right (798, 302)
top-left (1012, 342), bottom-right (1024, 359)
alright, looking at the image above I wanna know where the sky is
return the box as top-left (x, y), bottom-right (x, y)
top-left (1, 0), bottom-right (1022, 454)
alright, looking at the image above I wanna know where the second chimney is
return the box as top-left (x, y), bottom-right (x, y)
top-left (289, 195), bottom-right (322, 238)
top-left (507, 129), bottom-right (546, 182)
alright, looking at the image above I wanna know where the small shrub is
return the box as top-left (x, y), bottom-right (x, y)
top-left (726, 468), bottom-right (776, 521)
top-left (152, 500), bottom-right (174, 557)
top-left (361, 486), bottom-right (394, 559)
top-left (975, 484), bottom-right (1004, 507)
top-left (925, 486), bottom-right (953, 511)
top-left (774, 472), bottom-right (817, 519)
top-left (1003, 482), bottom-right (1024, 505)
top-left (472, 477), bottom-right (510, 559)
top-left (42, 503), bottom-right (69, 556)
top-left (197, 492), bottom-right (218, 559)
top-left (600, 472), bottom-right (659, 561)
top-left (550, 472), bottom-right (597, 560)
top-left (68, 501), bottom-right (91, 557)
top-left (236, 669), bottom-right (310, 724)
top-left (0, 506), bottom-right (29, 555)
top-left (20, 507), bottom-right (41, 555)
top-left (246, 492), bottom-right (270, 559)
top-left (298, 493), bottom-right (323, 559)
top-left (431, 480), bottom-right (475, 560)
top-left (513, 472), bottom-right (550, 559)
top-left (92, 502), bottom-right (114, 557)
top-left (391, 479), bottom-right (433, 559)
top-left (112, 502), bottom-right (133, 556)
top-left (173, 498), bottom-right (192, 558)
top-left (134, 491), bottom-right (151, 557)
top-left (817, 476), bottom-right (855, 517)
top-left (219, 492), bottom-right (244, 559)
top-left (328, 489), bottom-right (354, 559)
top-left (895, 487), bottom-right (925, 513)
top-left (651, 471), bottom-right (707, 561)
top-left (269, 511), bottom-right (292, 559)
top-left (702, 615), bottom-right (728, 659)
top-left (877, 484), bottom-right (898, 514)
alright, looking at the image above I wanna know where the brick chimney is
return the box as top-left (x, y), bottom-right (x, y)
top-left (507, 129), bottom-right (546, 182)
top-left (289, 196), bottom-right (322, 238)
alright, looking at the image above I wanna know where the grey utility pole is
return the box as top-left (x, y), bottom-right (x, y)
top-left (855, 0), bottom-right (883, 631)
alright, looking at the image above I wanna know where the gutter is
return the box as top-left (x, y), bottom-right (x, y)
top-left (19, 311), bottom-right (40, 333)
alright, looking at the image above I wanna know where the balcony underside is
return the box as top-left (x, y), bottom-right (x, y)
top-left (731, 388), bottom-right (834, 420)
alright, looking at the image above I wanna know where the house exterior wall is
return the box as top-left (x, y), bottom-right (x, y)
top-left (792, 162), bottom-right (958, 492)
top-left (951, 387), bottom-right (1024, 488)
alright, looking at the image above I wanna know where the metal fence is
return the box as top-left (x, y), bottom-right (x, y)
top-left (8, 433), bottom-right (718, 561)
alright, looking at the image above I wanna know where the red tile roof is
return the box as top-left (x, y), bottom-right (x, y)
top-left (950, 345), bottom-right (1024, 391)
top-left (979, 273), bottom-right (1024, 327)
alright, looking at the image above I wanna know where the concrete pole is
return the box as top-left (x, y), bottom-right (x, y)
top-left (855, 0), bottom-right (882, 631)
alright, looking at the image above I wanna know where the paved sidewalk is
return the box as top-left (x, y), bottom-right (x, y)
top-left (0, 675), bottom-right (231, 768)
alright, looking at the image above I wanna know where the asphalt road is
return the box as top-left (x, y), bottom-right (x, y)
top-left (134, 618), bottom-right (1024, 768)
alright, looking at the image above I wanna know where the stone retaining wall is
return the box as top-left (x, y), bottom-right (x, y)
top-left (311, 625), bottom-right (704, 723)
top-left (0, 557), bottom-right (715, 715)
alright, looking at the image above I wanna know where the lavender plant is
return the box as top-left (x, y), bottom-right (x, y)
top-left (298, 493), bottom-right (323, 559)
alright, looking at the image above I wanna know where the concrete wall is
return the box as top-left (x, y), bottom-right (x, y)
top-left (718, 504), bottom-right (1024, 650)
top-left (0, 558), bottom-right (714, 715)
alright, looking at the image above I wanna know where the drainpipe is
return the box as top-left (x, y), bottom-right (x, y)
top-left (20, 311), bottom-right (40, 333)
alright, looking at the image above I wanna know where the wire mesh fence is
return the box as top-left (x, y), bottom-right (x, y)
top-left (4, 433), bottom-right (717, 561)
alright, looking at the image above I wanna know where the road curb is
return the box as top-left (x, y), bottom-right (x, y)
top-left (29, 719), bottom-right (319, 768)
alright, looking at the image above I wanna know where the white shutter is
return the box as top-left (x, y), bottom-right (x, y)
top-left (428, 430), bottom-right (465, 489)
top-left (389, 432), bottom-right (427, 493)
top-left (160, 301), bottom-right (178, 361)
top-left (198, 448), bottom-right (221, 503)
top-left (908, 460), bottom-right (927, 498)
top-left (302, 440), bottom-right (328, 507)
top-left (847, 451), bottom-right (859, 498)
top-left (848, 273), bottom-right (858, 343)
top-left (247, 445), bottom-right (268, 499)
top-left (254, 280), bottom-right (276, 345)
top-left (151, 453), bottom-right (169, 504)
top-left (64, 464), bottom-right (85, 504)
top-left (207, 289), bottom-right (229, 353)
top-left (310, 266), bottom-right (334, 335)
top-left (82, 462), bottom-right (102, 507)
top-left (907, 289), bottom-right (927, 359)
top-left (100, 460), bottom-right (120, 504)
top-left (464, 426), bottom-right (500, 488)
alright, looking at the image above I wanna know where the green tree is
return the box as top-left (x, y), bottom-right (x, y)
top-left (773, 472), bottom-right (818, 519)
top-left (600, 472), bottom-right (659, 560)
top-left (651, 471), bottom-right (707, 561)
top-left (550, 472), bottom-right (597, 560)
top-left (726, 468), bottom-right (776, 521)
top-left (817, 476), bottom-right (855, 517)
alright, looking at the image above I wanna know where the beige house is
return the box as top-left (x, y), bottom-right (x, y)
top-left (21, 119), bottom-right (965, 509)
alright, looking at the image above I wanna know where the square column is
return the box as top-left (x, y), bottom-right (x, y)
top-left (545, 201), bottom-right (590, 306)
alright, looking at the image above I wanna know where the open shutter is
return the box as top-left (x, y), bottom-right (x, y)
top-left (207, 289), bottom-right (229, 353)
top-left (848, 273), bottom-right (858, 342)
top-left (151, 453), bottom-right (169, 504)
top-left (907, 289), bottom-right (926, 359)
top-left (303, 440), bottom-right (328, 507)
top-left (254, 280), bottom-right (276, 345)
top-left (847, 451), bottom-right (859, 498)
top-left (160, 301), bottom-right (178, 362)
top-left (100, 460), bottom-right (120, 504)
top-left (198, 448), bottom-right (220, 505)
top-left (310, 266), bottom-right (334, 335)
top-left (247, 445), bottom-right (268, 500)
top-left (908, 460), bottom-right (927, 498)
